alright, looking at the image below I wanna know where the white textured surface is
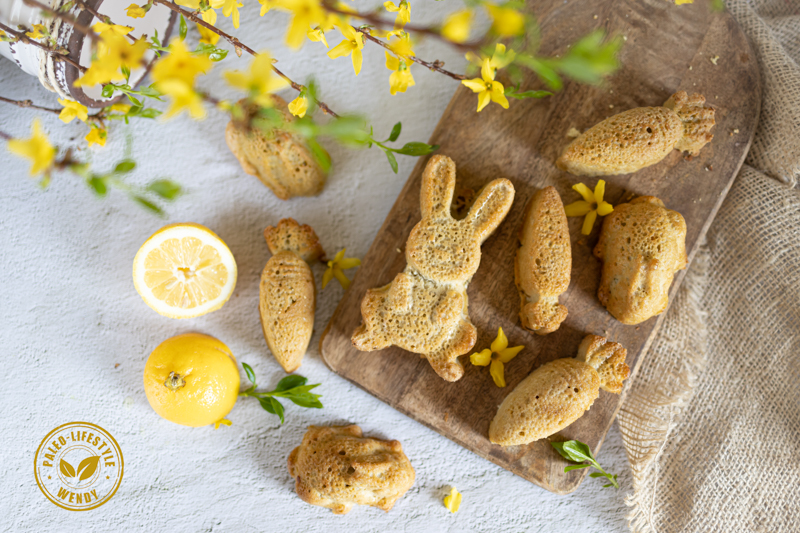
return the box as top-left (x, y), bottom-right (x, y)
top-left (0, 2), bottom-right (630, 531)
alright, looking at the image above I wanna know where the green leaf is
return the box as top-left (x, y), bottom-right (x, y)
top-left (209, 48), bottom-right (228, 61)
top-left (126, 94), bottom-right (143, 107)
top-left (275, 375), bottom-right (307, 392)
top-left (147, 179), bottom-right (181, 200)
top-left (550, 440), bottom-right (593, 463)
top-left (101, 85), bottom-right (115, 98)
top-left (137, 85), bottom-right (161, 98)
top-left (517, 55), bottom-right (563, 91)
top-left (259, 397), bottom-right (285, 424)
top-left (114, 160), bottom-right (136, 174)
top-left (121, 64), bottom-right (131, 82)
top-left (589, 472), bottom-right (605, 478)
top-left (306, 138), bottom-right (332, 174)
top-left (285, 392), bottom-right (323, 409)
top-left (556, 30), bottom-right (622, 85)
top-left (392, 142), bottom-right (438, 156)
top-left (387, 122), bottom-right (401, 142)
top-left (506, 89), bottom-right (553, 100)
top-left (385, 149), bottom-right (398, 173)
top-left (241, 362), bottom-right (256, 385)
top-left (88, 176), bottom-right (107, 196)
top-left (564, 464), bottom-right (591, 472)
top-left (179, 14), bottom-right (187, 41)
top-left (137, 108), bottom-right (162, 119)
top-left (132, 195), bottom-right (163, 215)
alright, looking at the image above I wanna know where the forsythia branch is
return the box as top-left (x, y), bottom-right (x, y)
top-left (356, 27), bottom-right (466, 81)
top-left (0, 21), bottom-right (87, 72)
top-left (23, 0), bottom-right (100, 43)
top-left (150, 0), bottom-right (341, 117)
top-left (321, 1), bottom-right (485, 52)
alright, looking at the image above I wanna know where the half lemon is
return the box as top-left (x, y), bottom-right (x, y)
top-left (133, 223), bottom-right (237, 319)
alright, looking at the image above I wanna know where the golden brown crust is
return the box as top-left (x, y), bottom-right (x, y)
top-left (489, 335), bottom-right (630, 446)
top-left (663, 91), bottom-right (716, 155)
top-left (515, 187), bottom-right (571, 335)
top-left (576, 335), bottom-right (630, 393)
top-left (557, 107), bottom-right (682, 176)
top-left (593, 196), bottom-right (687, 325)
top-left (489, 358), bottom-right (600, 446)
top-left (287, 425), bottom-right (415, 515)
top-left (225, 97), bottom-right (328, 200)
top-left (351, 155), bottom-right (514, 382)
top-left (259, 251), bottom-right (316, 373)
top-left (264, 218), bottom-right (325, 264)
top-left (556, 92), bottom-right (714, 176)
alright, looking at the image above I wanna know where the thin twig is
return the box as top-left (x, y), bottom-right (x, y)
top-left (355, 28), bottom-right (466, 81)
top-left (0, 21), bottom-right (87, 72)
top-left (0, 95), bottom-right (61, 114)
top-left (322, 2), bottom-right (486, 53)
top-left (0, 130), bottom-right (11, 141)
top-left (151, 0), bottom-right (340, 117)
top-left (0, 95), bottom-right (106, 125)
top-left (23, 0), bottom-right (100, 43)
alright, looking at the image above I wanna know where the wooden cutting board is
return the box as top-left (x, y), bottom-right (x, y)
top-left (320, 0), bottom-right (760, 493)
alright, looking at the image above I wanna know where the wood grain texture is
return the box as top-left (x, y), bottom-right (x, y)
top-left (320, 0), bottom-right (760, 494)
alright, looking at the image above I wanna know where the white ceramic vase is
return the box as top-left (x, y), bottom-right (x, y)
top-left (0, 0), bottom-right (176, 106)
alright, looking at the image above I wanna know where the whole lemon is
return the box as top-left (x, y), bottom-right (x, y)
top-left (144, 333), bottom-right (240, 427)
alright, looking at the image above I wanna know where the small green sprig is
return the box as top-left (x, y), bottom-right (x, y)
top-left (239, 363), bottom-right (323, 424)
top-left (367, 122), bottom-right (439, 173)
top-left (551, 440), bottom-right (619, 489)
top-left (73, 155), bottom-right (181, 215)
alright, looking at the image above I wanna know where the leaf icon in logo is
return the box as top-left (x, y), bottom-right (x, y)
top-left (77, 455), bottom-right (100, 481)
top-left (60, 459), bottom-right (76, 478)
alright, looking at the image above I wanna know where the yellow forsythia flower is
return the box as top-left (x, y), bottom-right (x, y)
top-left (7, 118), bottom-right (56, 176)
top-left (470, 327), bottom-right (524, 387)
top-left (94, 22), bottom-right (133, 38)
top-left (25, 24), bottom-right (47, 39)
top-left (275, 0), bottom-right (327, 49)
top-left (57, 99), bottom-right (88, 124)
top-left (564, 180), bottom-right (614, 235)
top-left (214, 418), bottom-right (232, 429)
top-left (486, 4), bottom-right (525, 37)
top-left (383, 0), bottom-right (410, 27)
top-left (288, 94), bottom-right (308, 118)
top-left (443, 487), bottom-right (462, 513)
top-left (387, 30), bottom-right (414, 60)
top-left (308, 27), bottom-right (328, 48)
top-left (327, 25), bottom-right (365, 76)
top-left (675, 0), bottom-right (694, 4)
top-left (125, 4), bottom-right (147, 18)
top-left (107, 103), bottom-right (132, 114)
top-left (74, 32), bottom-right (148, 87)
top-left (385, 52), bottom-right (414, 95)
top-left (441, 10), bottom-right (472, 43)
top-left (221, 0), bottom-right (243, 29)
top-left (198, 23), bottom-right (220, 45)
top-left (151, 39), bottom-right (213, 86)
top-left (158, 79), bottom-right (207, 119)
top-left (258, 0), bottom-right (273, 16)
top-left (85, 126), bottom-right (107, 147)
top-left (322, 249), bottom-right (361, 290)
top-left (461, 58), bottom-right (509, 112)
top-left (224, 53), bottom-right (288, 107)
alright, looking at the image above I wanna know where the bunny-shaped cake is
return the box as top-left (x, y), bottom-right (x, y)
top-left (351, 155), bottom-right (515, 382)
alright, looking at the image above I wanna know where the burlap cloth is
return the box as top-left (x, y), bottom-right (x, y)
top-left (617, 1), bottom-right (800, 531)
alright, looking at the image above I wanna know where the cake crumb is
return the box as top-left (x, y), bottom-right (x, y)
top-left (567, 127), bottom-right (581, 138)
top-left (593, 14), bottom-right (598, 19)
top-left (710, 55), bottom-right (719, 65)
